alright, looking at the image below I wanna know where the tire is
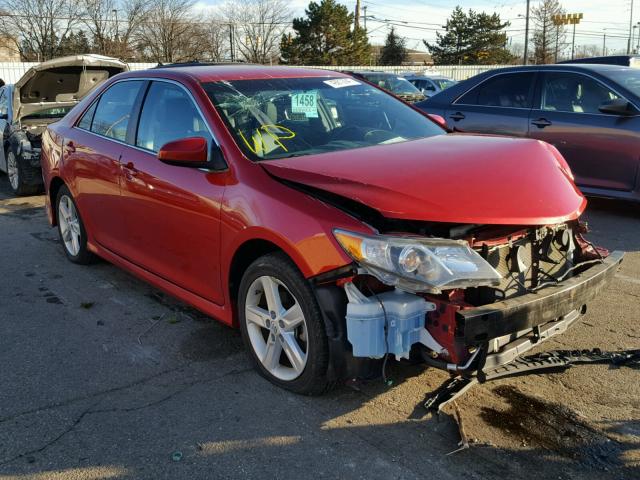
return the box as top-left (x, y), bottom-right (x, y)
top-left (6, 150), bottom-right (41, 196)
top-left (238, 252), bottom-right (331, 395)
top-left (55, 185), bottom-right (95, 265)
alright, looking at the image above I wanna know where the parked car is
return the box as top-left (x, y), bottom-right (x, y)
top-left (403, 73), bottom-right (457, 98)
top-left (559, 55), bottom-right (640, 68)
top-left (0, 54), bottom-right (128, 195)
top-left (346, 70), bottom-right (426, 102)
top-left (416, 64), bottom-right (640, 202)
top-left (41, 64), bottom-right (621, 395)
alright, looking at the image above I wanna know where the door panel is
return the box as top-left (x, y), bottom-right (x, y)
top-left (446, 72), bottom-right (536, 137)
top-left (63, 129), bottom-right (126, 252)
top-left (66, 80), bottom-right (145, 253)
top-left (119, 80), bottom-right (225, 304)
top-left (119, 147), bottom-right (225, 304)
top-left (529, 72), bottom-right (640, 191)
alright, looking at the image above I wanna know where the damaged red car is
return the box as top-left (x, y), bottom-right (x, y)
top-left (41, 65), bottom-right (623, 395)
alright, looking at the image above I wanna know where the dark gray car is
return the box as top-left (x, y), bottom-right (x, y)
top-left (415, 64), bottom-right (640, 203)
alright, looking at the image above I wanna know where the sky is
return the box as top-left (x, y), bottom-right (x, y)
top-left (198, 0), bottom-right (637, 54)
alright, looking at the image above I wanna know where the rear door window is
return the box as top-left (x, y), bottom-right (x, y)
top-left (457, 72), bottom-right (535, 108)
top-left (90, 81), bottom-right (144, 142)
top-left (135, 81), bottom-right (212, 152)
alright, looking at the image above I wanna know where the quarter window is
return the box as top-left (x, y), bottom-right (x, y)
top-left (541, 72), bottom-right (619, 114)
top-left (457, 73), bottom-right (534, 108)
top-left (77, 101), bottom-right (97, 130)
top-left (91, 80), bottom-right (144, 141)
top-left (136, 81), bottom-right (212, 152)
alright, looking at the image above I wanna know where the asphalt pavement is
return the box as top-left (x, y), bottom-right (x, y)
top-left (0, 177), bottom-right (638, 480)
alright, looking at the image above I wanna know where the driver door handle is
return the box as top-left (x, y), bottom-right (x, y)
top-left (449, 112), bottom-right (465, 121)
top-left (532, 118), bottom-right (552, 128)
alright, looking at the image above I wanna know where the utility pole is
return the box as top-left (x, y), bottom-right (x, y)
top-left (603, 30), bottom-right (607, 56)
top-left (229, 24), bottom-right (235, 62)
top-left (629, 0), bottom-right (635, 54)
top-left (363, 6), bottom-right (367, 30)
top-left (523, 0), bottom-right (530, 65)
top-left (355, 0), bottom-right (361, 29)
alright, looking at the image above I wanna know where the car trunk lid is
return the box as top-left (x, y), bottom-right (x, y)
top-left (14, 54), bottom-right (128, 121)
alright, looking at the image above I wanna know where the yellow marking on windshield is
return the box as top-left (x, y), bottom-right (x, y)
top-left (238, 124), bottom-right (297, 156)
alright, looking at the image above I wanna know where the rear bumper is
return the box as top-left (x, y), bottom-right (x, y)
top-left (457, 251), bottom-right (624, 347)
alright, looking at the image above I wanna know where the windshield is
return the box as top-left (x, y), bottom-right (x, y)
top-left (360, 73), bottom-right (422, 95)
top-left (21, 106), bottom-right (74, 120)
top-left (433, 79), bottom-right (456, 90)
top-left (203, 77), bottom-right (443, 161)
top-left (605, 69), bottom-right (640, 98)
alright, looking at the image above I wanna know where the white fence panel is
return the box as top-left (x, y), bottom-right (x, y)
top-left (299, 64), bottom-right (512, 80)
top-left (0, 61), bottom-right (515, 85)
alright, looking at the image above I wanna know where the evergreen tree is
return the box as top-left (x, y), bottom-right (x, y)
top-left (379, 27), bottom-right (408, 65)
top-left (280, 0), bottom-right (371, 65)
top-left (425, 6), bottom-right (514, 65)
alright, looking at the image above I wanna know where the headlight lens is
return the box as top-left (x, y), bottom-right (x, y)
top-left (334, 229), bottom-right (502, 292)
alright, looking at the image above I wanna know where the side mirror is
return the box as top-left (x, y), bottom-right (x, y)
top-left (598, 98), bottom-right (636, 116)
top-left (157, 136), bottom-right (228, 170)
top-left (427, 113), bottom-right (448, 129)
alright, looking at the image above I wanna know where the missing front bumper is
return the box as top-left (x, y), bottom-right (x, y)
top-left (456, 251), bottom-right (624, 347)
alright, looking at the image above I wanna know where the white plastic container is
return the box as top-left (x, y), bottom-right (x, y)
top-left (345, 283), bottom-right (430, 359)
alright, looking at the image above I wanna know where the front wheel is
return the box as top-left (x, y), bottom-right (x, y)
top-left (238, 252), bottom-right (331, 395)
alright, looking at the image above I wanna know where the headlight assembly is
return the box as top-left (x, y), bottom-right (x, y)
top-left (333, 229), bottom-right (502, 292)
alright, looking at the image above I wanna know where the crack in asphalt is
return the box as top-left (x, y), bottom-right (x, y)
top-left (0, 366), bottom-right (253, 466)
top-left (0, 362), bottom-right (197, 426)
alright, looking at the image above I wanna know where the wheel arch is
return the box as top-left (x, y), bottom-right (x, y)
top-left (227, 238), bottom-right (286, 310)
top-left (48, 176), bottom-right (67, 225)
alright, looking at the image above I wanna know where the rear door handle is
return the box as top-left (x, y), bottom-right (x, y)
top-left (532, 118), bottom-right (552, 128)
top-left (449, 112), bottom-right (466, 121)
top-left (123, 161), bottom-right (138, 179)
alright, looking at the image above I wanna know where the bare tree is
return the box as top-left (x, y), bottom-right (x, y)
top-left (136, 0), bottom-right (203, 63)
top-left (82, 0), bottom-right (148, 59)
top-left (201, 13), bottom-right (229, 62)
top-left (531, 0), bottom-right (566, 64)
top-left (0, 0), bottom-right (82, 60)
top-left (223, 0), bottom-right (290, 63)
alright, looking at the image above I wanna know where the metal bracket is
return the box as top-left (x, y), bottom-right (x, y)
top-left (423, 348), bottom-right (640, 412)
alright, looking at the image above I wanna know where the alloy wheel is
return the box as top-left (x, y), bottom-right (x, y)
top-left (244, 275), bottom-right (308, 381)
top-left (58, 195), bottom-right (82, 256)
top-left (7, 153), bottom-right (18, 190)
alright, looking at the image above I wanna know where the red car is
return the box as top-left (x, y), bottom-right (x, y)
top-left (41, 64), bottom-right (623, 395)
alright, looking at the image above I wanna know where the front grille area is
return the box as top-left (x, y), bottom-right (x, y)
top-left (466, 225), bottom-right (578, 305)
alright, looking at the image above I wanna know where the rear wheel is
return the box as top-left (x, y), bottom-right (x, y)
top-left (56, 185), bottom-right (94, 264)
top-left (7, 150), bottom-right (40, 196)
top-left (238, 252), bottom-right (331, 395)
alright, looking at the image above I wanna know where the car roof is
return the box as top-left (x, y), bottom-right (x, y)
top-left (121, 64), bottom-right (351, 82)
top-left (476, 63), bottom-right (634, 74)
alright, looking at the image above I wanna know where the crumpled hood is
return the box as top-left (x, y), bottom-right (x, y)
top-left (261, 134), bottom-right (586, 226)
top-left (14, 54), bottom-right (128, 120)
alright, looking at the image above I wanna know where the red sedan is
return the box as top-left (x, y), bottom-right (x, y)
top-left (41, 64), bottom-right (622, 395)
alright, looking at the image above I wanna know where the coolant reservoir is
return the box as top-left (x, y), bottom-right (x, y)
top-left (345, 283), bottom-right (431, 360)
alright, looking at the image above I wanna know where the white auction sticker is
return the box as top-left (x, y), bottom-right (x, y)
top-left (323, 78), bottom-right (361, 89)
top-left (291, 90), bottom-right (319, 118)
